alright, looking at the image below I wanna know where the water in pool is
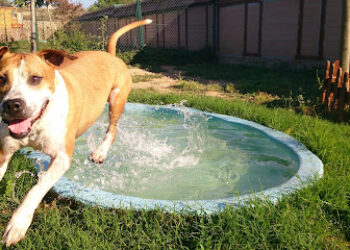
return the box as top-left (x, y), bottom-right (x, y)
top-left (50, 103), bottom-right (299, 201)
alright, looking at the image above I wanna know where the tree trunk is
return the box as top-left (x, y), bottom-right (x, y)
top-left (31, 0), bottom-right (37, 52)
top-left (340, 0), bottom-right (350, 73)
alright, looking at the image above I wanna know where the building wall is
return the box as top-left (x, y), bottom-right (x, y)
top-left (0, 7), bottom-right (17, 28)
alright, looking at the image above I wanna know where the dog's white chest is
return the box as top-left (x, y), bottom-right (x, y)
top-left (27, 70), bottom-right (69, 154)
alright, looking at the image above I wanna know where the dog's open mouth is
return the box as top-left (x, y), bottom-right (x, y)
top-left (5, 100), bottom-right (49, 139)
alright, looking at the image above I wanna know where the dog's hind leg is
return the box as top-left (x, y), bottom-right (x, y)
top-left (89, 83), bottom-right (131, 164)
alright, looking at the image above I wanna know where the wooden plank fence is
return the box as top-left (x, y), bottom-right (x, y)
top-left (321, 60), bottom-right (350, 121)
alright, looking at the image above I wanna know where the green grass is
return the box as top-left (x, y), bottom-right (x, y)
top-left (2, 37), bottom-right (349, 248)
top-left (173, 79), bottom-right (274, 104)
top-left (176, 63), bottom-right (322, 108)
top-left (174, 80), bottom-right (210, 94)
top-left (0, 40), bottom-right (51, 53)
top-left (0, 90), bottom-right (349, 248)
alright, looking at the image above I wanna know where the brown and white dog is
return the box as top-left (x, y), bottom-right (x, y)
top-left (0, 19), bottom-right (152, 246)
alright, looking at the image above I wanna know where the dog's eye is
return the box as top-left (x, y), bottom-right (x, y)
top-left (0, 76), bottom-right (6, 86)
top-left (29, 75), bottom-right (42, 85)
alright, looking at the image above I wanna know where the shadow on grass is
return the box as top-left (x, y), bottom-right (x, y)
top-left (177, 63), bottom-right (323, 105)
top-left (322, 204), bottom-right (350, 241)
top-left (125, 46), bottom-right (216, 73)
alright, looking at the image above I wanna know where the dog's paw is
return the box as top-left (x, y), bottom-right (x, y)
top-left (2, 212), bottom-right (32, 247)
top-left (89, 152), bottom-right (106, 164)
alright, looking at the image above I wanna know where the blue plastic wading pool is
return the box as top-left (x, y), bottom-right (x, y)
top-left (26, 103), bottom-right (323, 214)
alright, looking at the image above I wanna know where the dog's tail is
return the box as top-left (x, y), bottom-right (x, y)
top-left (107, 19), bottom-right (153, 56)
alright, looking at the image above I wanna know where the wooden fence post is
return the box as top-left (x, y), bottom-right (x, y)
top-left (321, 60), bottom-right (350, 121)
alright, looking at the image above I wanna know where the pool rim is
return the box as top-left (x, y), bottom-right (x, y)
top-left (27, 102), bottom-right (324, 214)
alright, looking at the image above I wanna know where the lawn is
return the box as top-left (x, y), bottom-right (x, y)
top-left (0, 42), bottom-right (349, 248)
top-left (0, 88), bottom-right (348, 248)
top-left (177, 63), bottom-right (321, 105)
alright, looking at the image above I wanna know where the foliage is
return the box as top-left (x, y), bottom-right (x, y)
top-left (12, 0), bottom-right (49, 7)
top-left (89, 0), bottom-right (136, 11)
top-left (44, 18), bottom-right (112, 52)
top-left (11, 0), bottom-right (82, 18)
top-left (50, 0), bottom-right (83, 20)
top-left (0, 40), bottom-right (50, 52)
top-left (11, 0), bottom-right (29, 7)
top-left (0, 0), bottom-right (11, 6)
top-left (47, 23), bottom-right (97, 52)
top-left (97, 15), bottom-right (109, 51)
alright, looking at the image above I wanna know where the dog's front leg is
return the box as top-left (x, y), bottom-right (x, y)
top-left (0, 151), bottom-right (15, 182)
top-left (0, 126), bottom-right (21, 182)
top-left (2, 150), bottom-right (71, 247)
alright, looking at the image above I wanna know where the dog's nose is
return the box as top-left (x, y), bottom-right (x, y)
top-left (2, 99), bottom-right (25, 115)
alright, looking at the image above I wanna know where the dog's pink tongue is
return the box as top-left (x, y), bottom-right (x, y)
top-left (8, 119), bottom-right (31, 134)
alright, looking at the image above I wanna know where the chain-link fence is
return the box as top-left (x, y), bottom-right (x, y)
top-left (74, 0), bottom-right (214, 53)
top-left (0, 4), bottom-right (64, 44)
top-left (2, 0), bottom-right (343, 62)
top-left (0, 5), bottom-right (27, 42)
top-left (1, 0), bottom-right (214, 55)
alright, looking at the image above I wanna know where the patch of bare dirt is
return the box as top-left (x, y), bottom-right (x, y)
top-left (128, 67), bottom-right (154, 77)
top-left (128, 66), bottom-right (239, 99)
top-left (128, 67), bottom-right (178, 94)
top-left (127, 66), bottom-right (278, 102)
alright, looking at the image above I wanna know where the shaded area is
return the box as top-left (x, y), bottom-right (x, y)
top-left (127, 46), bottom-right (216, 72)
top-left (177, 63), bottom-right (322, 106)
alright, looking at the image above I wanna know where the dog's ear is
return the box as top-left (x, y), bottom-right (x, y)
top-left (0, 46), bottom-right (9, 60)
top-left (36, 49), bottom-right (77, 67)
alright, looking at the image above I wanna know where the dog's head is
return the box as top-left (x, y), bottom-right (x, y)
top-left (0, 47), bottom-right (76, 139)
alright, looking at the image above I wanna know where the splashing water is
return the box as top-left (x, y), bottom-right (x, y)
top-left (61, 103), bottom-right (299, 201)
